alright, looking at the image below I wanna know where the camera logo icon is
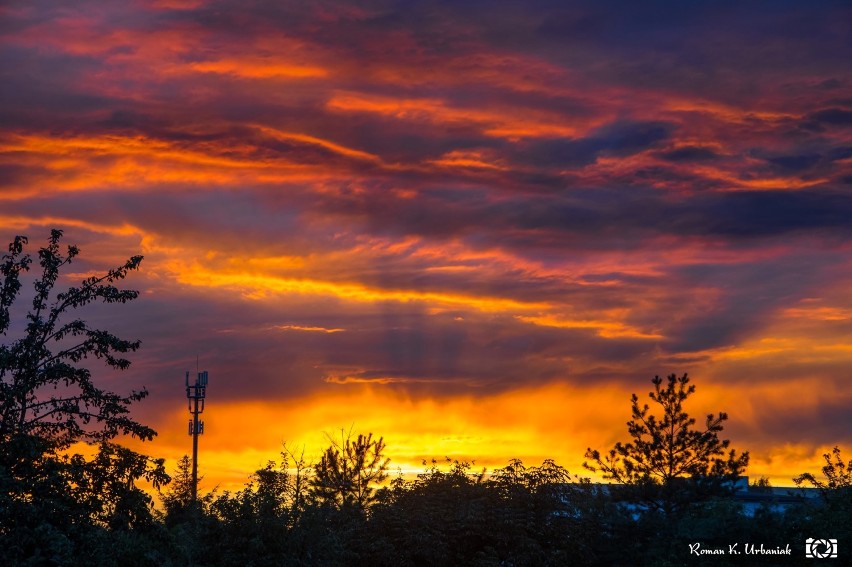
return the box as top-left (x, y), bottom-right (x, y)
top-left (805, 538), bottom-right (837, 559)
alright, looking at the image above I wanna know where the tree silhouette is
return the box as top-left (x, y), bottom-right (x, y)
top-left (584, 373), bottom-right (749, 515)
top-left (161, 455), bottom-right (195, 525)
top-left (0, 229), bottom-right (166, 562)
top-left (793, 446), bottom-right (852, 553)
top-left (0, 229), bottom-right (154, 446)
top-left (794, 446), bottom-right (852, 493)
top-left (68, 441), bottom-right (167, 531)
top-left (309, 430), bottom-right (389, 509)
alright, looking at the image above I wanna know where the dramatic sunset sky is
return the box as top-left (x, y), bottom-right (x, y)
top-left (2, 0), bottom-right (851, 489)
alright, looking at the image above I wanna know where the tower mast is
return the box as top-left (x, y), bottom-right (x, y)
top-left (185, 369), bottom-right (208, 504)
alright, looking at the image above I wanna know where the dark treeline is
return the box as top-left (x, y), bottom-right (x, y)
top-left (6, 434), bottom-right (852, 566)
top-left (2, 231), bottom-right (851, 566)
top-left (155, 445), bottom-right (851, 567)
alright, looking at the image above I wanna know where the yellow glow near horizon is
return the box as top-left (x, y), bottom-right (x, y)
top-left (130, 382), bottom-right (627, 494)
top-left (120, 380), bottom-right (833, 498)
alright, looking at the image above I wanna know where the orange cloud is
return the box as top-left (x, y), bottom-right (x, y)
top-left (782, 305), bottom-right (852, 321)
top-left (517, 314), bottom-right (664, 339)
top-left (272, 325), bottom-right (346, 333)
top-left (326, 92), bottom-right (587, 138)
top-left (0, 131), bottom-right (378, 196)
top-left (189, 59), bottom-right (328, 79)
top-left (164, 259), bottom-right (552, 312)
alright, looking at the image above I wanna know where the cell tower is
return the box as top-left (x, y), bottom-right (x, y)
top-left (186, 369), bottom-right (208, 504)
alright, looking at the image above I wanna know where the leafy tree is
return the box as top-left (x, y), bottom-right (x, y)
top-left (67, 441), bottom-right (167, 531)
top-left (195, 446), bottom-right (317, 566)
top-left (160, 455), bottom-right (195, 526)
top-left (282, 442), bottom-right (311, 519)
top-left (0, 229), bottom-right (166, 562)
top-left (794, 446), bottom-right (852, 494)
top-left (584, 373), bottom-right (749, 516)
top-left (487, 459), bottom-right (605, 565)
top-left (0, 229), bottom-right (153, 446)
top-left (365, 458), bottom-right (606, 566)
top-left (205, 460), bottom-right (292, 565)
top-left (792, 447), bottom-right (852, 558)
top-left (490, 458), bottom-right (572, 493)
top-left (310, 430), bottom-right (390, 509)
top-left (370, 459), bottom-right (491, 565)
top-left (750, 476), bottom-right (772, 491)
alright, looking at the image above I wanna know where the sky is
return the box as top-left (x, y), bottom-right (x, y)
top-left (1, 0), bottom-right (851, 489)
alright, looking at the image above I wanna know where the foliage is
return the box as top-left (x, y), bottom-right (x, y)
top-left (362, 458), bottom-right (607, 566)
top-left (792, 446), bottom-right (852, 550)
top-left (50, 429), bottom-right (837, 566)
top-left (187, 445), bottom-right (318, 566)
top-left (0, 230), bottom-right (153, 447)
top-left (310, 430), bottom-right (390, 509)
top-left (160, 455), bottom-right (196, 527)
top-left (0, 229), bottom-right (165, 565)
top-left (583, 373), bottom-right (749, 515)
top-left (68, 441), bottom-right (168, 531)
top-left (205, 460), bottom-right (293, 566)
top-left (794, 446), bottom-right (852, 494)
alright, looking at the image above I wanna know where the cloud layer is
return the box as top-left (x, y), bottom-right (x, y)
top-left (2, 0), bottom-right (851, 487)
